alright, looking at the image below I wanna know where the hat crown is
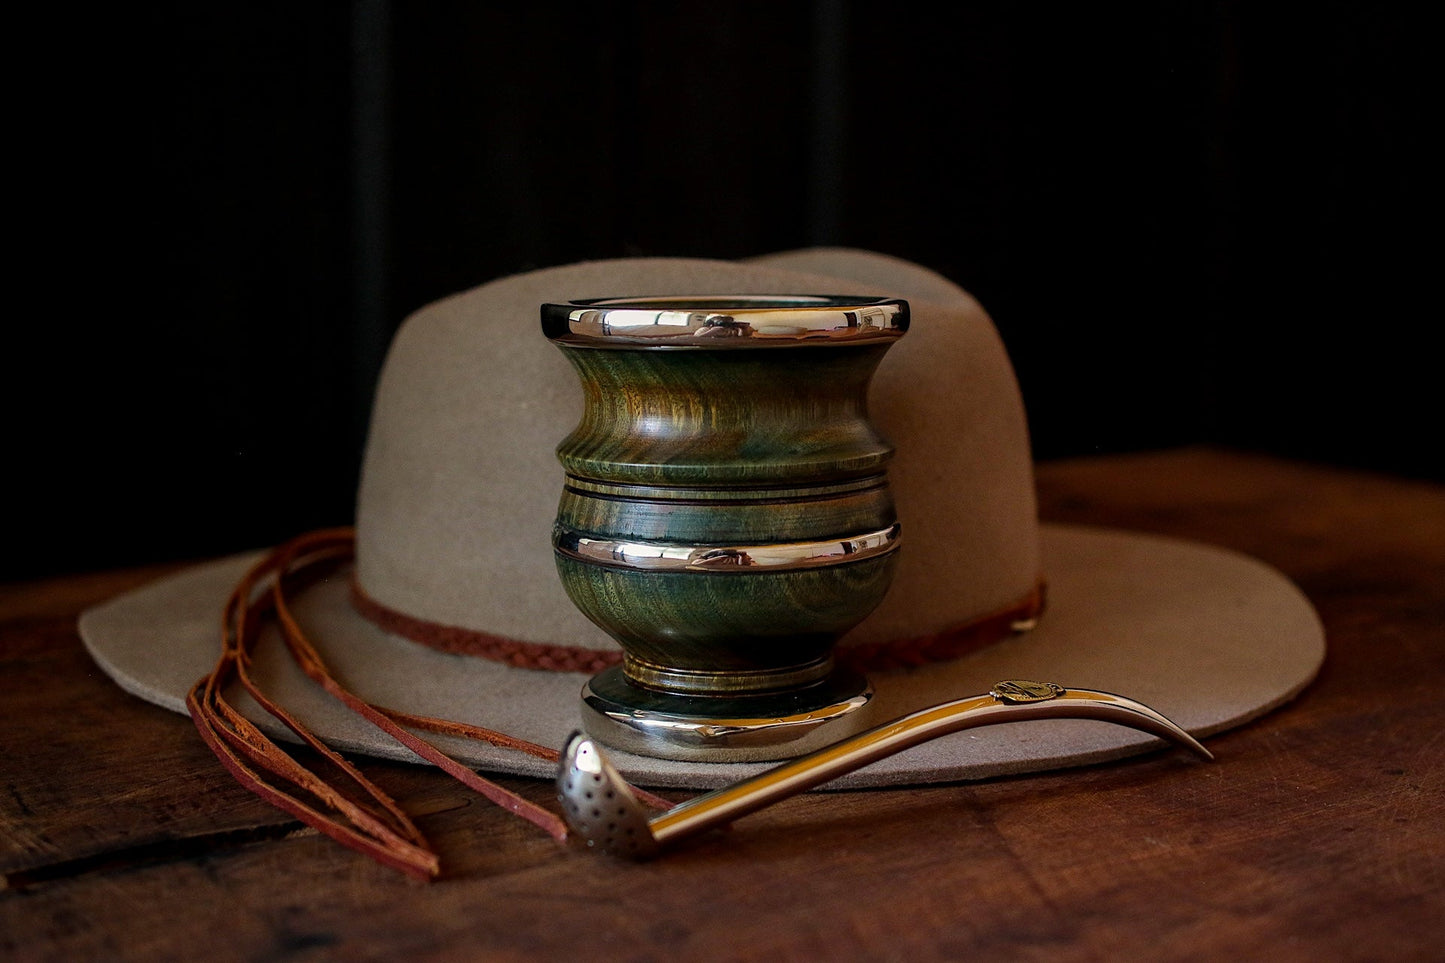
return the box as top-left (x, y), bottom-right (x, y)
top-left (354, 251), bottom-right (1039, 653)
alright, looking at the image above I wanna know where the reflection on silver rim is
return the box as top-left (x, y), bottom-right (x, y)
top-left (553, 522), bottom-right (902, 573)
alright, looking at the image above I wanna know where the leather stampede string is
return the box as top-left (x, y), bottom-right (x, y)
top-left (187, 528), bottom-right (1045, 879)
top-left (186, 528), bottom-right (673, 881)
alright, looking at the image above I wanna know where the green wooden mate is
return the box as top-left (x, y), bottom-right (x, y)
top-left (543, 295), bottom-right (908, 761)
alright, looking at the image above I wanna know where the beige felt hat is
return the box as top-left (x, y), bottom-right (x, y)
top-left (79, 248), bottom-right (1325, 790)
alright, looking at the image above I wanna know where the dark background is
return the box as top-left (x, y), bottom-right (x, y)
top-left (13, 2), bottom-right (1436, 581)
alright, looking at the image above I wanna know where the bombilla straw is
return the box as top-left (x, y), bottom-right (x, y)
top-left (557, 680), bottom-right (1211, 860)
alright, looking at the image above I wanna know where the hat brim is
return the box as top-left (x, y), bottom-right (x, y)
top-left (79, 521), bottom-right (1323, 789)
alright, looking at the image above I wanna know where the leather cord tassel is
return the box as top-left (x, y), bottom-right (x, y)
top-left (186, 528), bottom-right (670, 880)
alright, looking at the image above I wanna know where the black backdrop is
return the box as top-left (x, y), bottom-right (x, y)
top-left (14, 2), bottom-right (1435, 580)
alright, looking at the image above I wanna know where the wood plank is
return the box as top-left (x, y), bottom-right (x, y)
top-left (3, 448), bottom-right (1441, 962)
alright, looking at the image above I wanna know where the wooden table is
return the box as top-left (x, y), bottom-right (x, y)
top-left (3, 448), bottom-right (1441, 961)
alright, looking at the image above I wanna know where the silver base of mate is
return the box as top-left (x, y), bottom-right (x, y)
top-left (580, 666), bottom-right (875, 763)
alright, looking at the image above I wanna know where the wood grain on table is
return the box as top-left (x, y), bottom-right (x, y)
top-left (3, 448), bottom-right (1441, 962)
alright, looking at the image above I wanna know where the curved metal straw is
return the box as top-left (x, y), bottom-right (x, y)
top-left (557, 680), bottom-right (1212, 859)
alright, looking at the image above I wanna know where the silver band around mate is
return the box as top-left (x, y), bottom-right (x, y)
top-left (553, 523), bottom-right (902, 573)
